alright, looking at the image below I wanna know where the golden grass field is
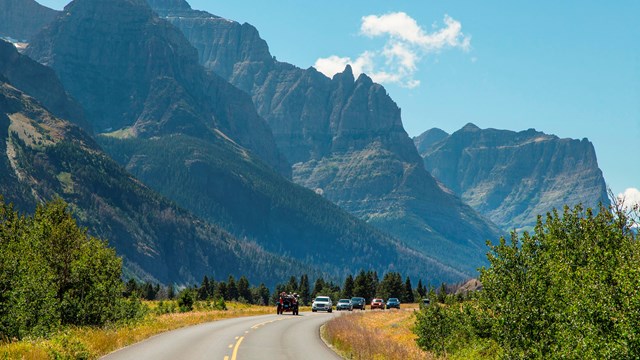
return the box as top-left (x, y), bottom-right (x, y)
top-left (0, 302), bottom-right (279, 360)
top-left (323, 304), bottom-right (434, 360)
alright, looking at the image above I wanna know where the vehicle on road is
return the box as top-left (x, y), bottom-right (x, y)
top-left (420, 298), bottom-right (431, 309)
top-left (370, 298), bottom-right (385, 310)
top-left (350, 297), bottom-right (366, 310)
top-left (312, 296), bottom-right (333, 313)
top-left (386, 298), bottom-right (400, 309)
top-left (336, 299), bottom-right (353, 311)
top-left (277, 292), bottom-right (299, 315)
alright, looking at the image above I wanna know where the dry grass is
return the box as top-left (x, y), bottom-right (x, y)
top-left (323, 305), bottom-right (434, 360)
top-left (0, 302), bottom-right (274, 360)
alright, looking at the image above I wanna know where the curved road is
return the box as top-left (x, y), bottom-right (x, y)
top-left (101, 312), bottom-right (341, 360)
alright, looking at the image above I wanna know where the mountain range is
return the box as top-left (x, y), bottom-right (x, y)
top-left (415, 124), bottom-right (609, 231)
top-left (0, 0), bottom-right (610, 286)
top-left (0, 0), bottom-right (468, 284)
top-left (147, 0), bottom-right (503, 275)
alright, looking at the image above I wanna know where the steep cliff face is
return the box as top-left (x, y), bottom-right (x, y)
top-left (0, 40), bottom-right (89, 132)
top-left (148, 1), bottom-right (503, 276)
top-left (0, 0), bottom-right (59, 42)
top-left (418, 123), bottom-right (610, 231)
top-left (25, 0), bottom-right (288, 175)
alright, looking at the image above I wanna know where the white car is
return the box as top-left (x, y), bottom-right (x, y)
top-left (312, 296), bottom-right (333, 313)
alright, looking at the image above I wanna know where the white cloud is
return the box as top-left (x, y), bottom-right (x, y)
top-left (618, 188), bottom-right (640, 210)
top-left (314, 12), bottom-right (471, 88)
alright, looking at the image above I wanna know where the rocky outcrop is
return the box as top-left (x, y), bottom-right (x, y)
top-left (0, 39), bottom-right (90, 132)
top-left (418, 123), bottom-right (610, 231)
top-left (148, 1), bottom-right (503, 276)
top-left (25, 0), bottom-right (288, 175)
top-left (0, 0), bottom-right (59, 42)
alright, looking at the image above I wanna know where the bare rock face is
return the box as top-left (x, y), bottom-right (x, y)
top-left (0, 0), bottom-right (59, 42)
top-left (0, 39), bottom-right (89, 132)
top-left (148, 1), bottom-right (503, 276)
top-left (25, 0), bottom-right (289, 176)
top-left (417, 123), bottom-right (610, 231)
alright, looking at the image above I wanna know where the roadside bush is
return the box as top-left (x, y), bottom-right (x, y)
top-left (177, 289), bottom-right (196, 312)
top-left (415, 204), bottom-right (640, 359)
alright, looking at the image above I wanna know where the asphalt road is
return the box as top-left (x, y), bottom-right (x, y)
top-left (101, 311), bottom-right (342, 360)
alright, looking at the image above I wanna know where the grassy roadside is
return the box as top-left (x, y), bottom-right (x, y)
top-left (0, 301), bottom-right (277, 359)
top-left (322, 304), bottom-right (434, 360)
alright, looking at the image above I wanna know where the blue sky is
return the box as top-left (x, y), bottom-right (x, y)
top-left (39, 0), bottom-right (640, 199)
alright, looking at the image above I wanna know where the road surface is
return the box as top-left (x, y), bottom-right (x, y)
top-left (101, 311), bottom-right (342, 360)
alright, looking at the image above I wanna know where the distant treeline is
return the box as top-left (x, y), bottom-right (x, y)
top-left (126, 270), bottom-right (445, 308)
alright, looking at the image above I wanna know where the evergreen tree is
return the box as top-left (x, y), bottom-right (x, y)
top-left (416, 279), bottom-right (426, 298)
top-left (214, 281), bottom-right (227, 300)
top-left (353, 270), bottom-right (369, 301)
top-left (342, 274), bottom-right (354, 299)
top-left (256, 283), bottom-right (270, 305)
top-left (437, 283), bottom-right (447, 303)
top-left (198, 276), bottom-right (212, 301)
top-left (167, 284), bottom-right (176, 300)
top-left (378, 272), bottom-right (403, 300)
top-left (299, 274), bottom-right (310, 305)
top-left (237, 276), bottom-right (252, 303)
top-left (403, 276), bottom-right (414, 303)
top-left (227, 275), bottom-right (238, 301)
top-left (367, 271), bottom-right (379, 299)
top-left (312, 277), bottom-right (325, 298)
top-left (286, 276), bottom-right (299, 294)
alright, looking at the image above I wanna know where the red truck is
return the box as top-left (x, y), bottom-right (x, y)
top-left (277, 292), bottom-right (299, 315)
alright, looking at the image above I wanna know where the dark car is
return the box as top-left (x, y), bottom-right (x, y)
top-left (350, 297), bottom-right (366, 310)
top-left (386, 297), bottom-right (400, 309)
top-left (336, 299), bottom-right (353, 311)
top-left (420, 298), bottom-right (431, 309)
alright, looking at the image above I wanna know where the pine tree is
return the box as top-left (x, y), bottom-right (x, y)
top-left (342, 274), bottom-right (354, 299)
top-left (416, 279), bottom-right (426, 298)
top-left (353, 270), bottom-right (368, 301)
top-left (403, 276), bottom-right (414, 303)
top-left (286, 276), bottom-right (299, 293)
top-left (299, 274), bottom-right (310, 305)
top-left (312, 277), bottom-right (325, 298)
top-left (227, 275), bottom-right (238, 301)
top-left (198, 276), bottom-right (211, 301)
top-left (237, 276), bottom-right (252, 303)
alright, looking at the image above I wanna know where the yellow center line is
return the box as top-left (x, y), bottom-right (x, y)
top-left (231, 336), bottom-right (244, 360)
top-left (224, 357), bottom-right (229, 360)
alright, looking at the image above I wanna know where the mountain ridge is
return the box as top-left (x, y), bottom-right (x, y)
top-left (417, 124), bottom-right (610, 231)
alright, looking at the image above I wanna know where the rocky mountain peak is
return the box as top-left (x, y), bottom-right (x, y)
top-left (461, 122), bottom-right (481, 132)
top-left (0, 0), bottom-right (59, 42)
top-left (27, 0), bottom-right (290, 175)
top-left (421, 124), bottom-right (609, 231)
top-left (413, 128), bottom-right (449, 154)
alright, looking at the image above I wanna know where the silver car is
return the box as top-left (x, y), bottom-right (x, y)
top-left (312, 296), bottom-right (333, 313)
